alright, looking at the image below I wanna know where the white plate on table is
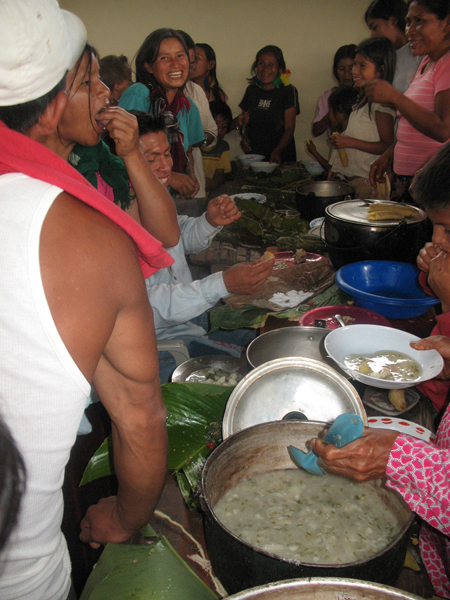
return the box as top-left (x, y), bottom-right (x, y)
top-left (230, 193), bottom-right (266, 204)
top-left (363, 386), bottom-right (420, 416)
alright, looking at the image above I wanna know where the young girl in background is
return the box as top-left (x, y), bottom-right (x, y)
top-left (190, 43), bottom-right (228, 103)
top-left (312, 44), bottom-right (357, 138)
top-left (99, 54), bottom-right (133, 106)
top-left (306, 85), bottom-right (359, 172)
top-left (233, 45), bottom-right (300, 164)
top-left (329, 37), bottom-right (396, 199)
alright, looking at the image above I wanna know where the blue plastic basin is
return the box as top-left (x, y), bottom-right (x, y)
top-left (335, 260), bottom-right (440, 319)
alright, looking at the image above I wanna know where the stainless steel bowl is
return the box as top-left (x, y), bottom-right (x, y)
top-left (222, 357), bottom-right (366, 439)
top-left (225, 577), bottom-right (424, 599)
top-left (246, 327), bottom-right (348, 378)
top-left (171, 355), bottom-right (248, 383)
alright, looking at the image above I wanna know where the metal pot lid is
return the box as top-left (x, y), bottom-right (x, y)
top-left (295, 180), bottom-right (355, 197)
top-left (222, 357), bottom-right (366, 439)
top-left (325, 199), bottom-right (427, 227)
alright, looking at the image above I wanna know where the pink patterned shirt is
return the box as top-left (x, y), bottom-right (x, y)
top-left (386, 407), bottom-right (450, 597)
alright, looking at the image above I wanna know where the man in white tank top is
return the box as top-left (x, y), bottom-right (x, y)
top-left (0, 3), bottom-right (168, 599)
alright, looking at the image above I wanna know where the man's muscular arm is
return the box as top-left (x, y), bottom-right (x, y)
top-left (40, 192), bottom-right (167, 546)
top-left (81, 280), bottom-right (167, 546)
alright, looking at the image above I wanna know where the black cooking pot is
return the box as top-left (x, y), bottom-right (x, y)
top-left (200, 421), bottom-right (414, 596)
top-left (295, 181), bottom-right (355, 221)
top-left (322, 200), bottom-right (428, 269)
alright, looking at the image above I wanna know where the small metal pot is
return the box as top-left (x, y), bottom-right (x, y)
top-left (295, 180), bottom-right (355, 221)
top-left (200, 421), bottom-right (414, 596)
top-left (225, 577), bottom-right (424, 599)
top-left (246, 327), bottom-right (330, 370)
top-left (322, 200), bottom-right (428, 269)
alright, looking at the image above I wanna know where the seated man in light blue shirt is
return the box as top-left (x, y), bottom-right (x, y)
top-left (135, 111), bottom-right (275, 382)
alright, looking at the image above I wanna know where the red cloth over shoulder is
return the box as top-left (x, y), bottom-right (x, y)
top-left (0, 122), bottom-right (173, 278)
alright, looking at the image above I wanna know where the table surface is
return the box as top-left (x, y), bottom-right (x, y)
top-left (65, 164), bottom-right (439, 598)
top-left (170, 166), bottom-right (439, 597)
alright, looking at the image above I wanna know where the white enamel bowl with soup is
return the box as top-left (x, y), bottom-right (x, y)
top-left (324, 324), bottom-right (444, 390)
top-left (250, 161), bottom-right (278, 174)
top-left (235, 153), bottom-right (265, 166)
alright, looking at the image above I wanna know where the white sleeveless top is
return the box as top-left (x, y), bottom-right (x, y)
top-left (0, 174), bottom-right (90, 600)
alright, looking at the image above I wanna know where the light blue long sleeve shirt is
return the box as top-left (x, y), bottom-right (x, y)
top-left (146, 213), bottom-right (228, 339)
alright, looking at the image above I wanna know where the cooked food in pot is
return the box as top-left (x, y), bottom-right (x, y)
top-left (213, 469), bottom-right (402, 565)
top-left (345, 351), bottom-right (421, 382)
top-left (186, 367), bottom-right (242, 386)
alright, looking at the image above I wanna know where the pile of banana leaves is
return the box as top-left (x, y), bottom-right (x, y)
top-left (217, 196), bottom-right (324, 253)
top-left (243, 167), bottom-right (309, 190)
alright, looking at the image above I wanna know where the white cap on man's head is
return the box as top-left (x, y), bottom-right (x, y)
top-left (0, 0), bottom-right (87, 106)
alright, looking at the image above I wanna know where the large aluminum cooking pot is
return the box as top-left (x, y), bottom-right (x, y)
top-left (226, 577), bottom-right (424, 599)
top-left (322, 199), bottom-right (428, 269)
top-left (200, 421), bottom-right (414, 596)
top-left (295, 180), bottom-right (355, 221)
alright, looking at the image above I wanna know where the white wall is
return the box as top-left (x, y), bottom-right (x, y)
top-left (60, 0), bottom-right (370, 161)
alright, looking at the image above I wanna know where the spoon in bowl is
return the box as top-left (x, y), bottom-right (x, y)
top-left (335, 314), bottom-right (346, 328)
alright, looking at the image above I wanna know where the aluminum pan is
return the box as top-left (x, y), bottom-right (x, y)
top-left (225, 577), bottom-right (424, 599)
top-left (222, 357), bottom-right (366, 439)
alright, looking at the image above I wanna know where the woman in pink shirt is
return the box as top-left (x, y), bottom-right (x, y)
top-left (368, 0), bottom-right (450, 202)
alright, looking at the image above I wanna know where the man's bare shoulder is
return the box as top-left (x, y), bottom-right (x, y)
top-left (54, 191), bottom-right (137, 257)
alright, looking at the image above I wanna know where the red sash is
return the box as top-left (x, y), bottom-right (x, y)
top-left (0, 122), bottom-right (173, 277)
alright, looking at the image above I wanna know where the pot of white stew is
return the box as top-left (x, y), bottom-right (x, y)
top-left (199, 421), bottom-right (414, 596)
top-left (225, 577), bottom-right (424, 599)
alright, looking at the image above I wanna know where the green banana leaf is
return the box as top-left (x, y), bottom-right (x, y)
top-left (80, 524), bottom-right (217, 600)
top-left (243, 168), bottom-right (309, 189)
top-left (80, 437), bottom-right (113, 485)
top-left (244, 188), bottom-right (297, 208)
top-left (234, 214), bottom-right (265, 238)
top-left (80, 383), bottom-right (232, 507)
top-left (233, 197), bottom-right (309, 237)
top-left (209, 284), bottom-right (353, 332)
